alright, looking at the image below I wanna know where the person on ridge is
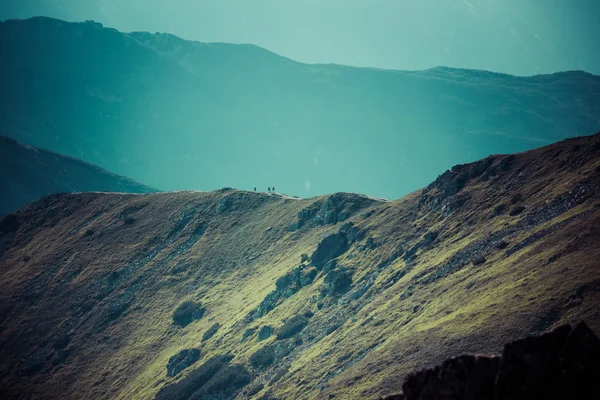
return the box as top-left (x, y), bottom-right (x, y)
top-left (254, 187), bottom-right (256, 192)
top-left (268, 187), bottom-right (271, 192)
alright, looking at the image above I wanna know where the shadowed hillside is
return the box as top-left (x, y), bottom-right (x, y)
top-left (0, 132), bottom-right (599, 399)
top-left (1, 17), bottom-right (600, 198)
top-left (0, 136), bottom-right (157, 216)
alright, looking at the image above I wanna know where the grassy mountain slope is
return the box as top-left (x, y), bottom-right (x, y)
top-left (0, 136), bottom-right (157, 216)
top-left (1, 133), bottom-right (599, 399)
top-left (1, 17), bottom-right (600, 198)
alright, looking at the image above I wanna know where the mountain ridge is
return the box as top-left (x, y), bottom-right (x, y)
top-left (1, 131), bottom-right (599, 399)
top-left (2, 17), bottom-right (600, 199)
top-left (0, 135), bottom-right (157, 216)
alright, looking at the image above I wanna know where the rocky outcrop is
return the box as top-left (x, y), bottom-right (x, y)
top-left (172, 301), bottom-right (205, 328)
top-left (251, 264), bottom-right (318, 319)
top-left (289, 193), bottom-right (376, 231)
top-left (166, 349), bottom-right (200, 377)
top-left (420, 155), bottom-right (515, 214)
top-left (321, 267), bottom-right (353, 297)
top-left (311, 233), bottom-right (349, 269)
top-left (382, 322), bottom-right (600, 400)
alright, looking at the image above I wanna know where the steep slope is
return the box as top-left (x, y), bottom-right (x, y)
top-left (0, 133), bottom-right (599, 399)
top-left (1, 17), bottom-right (600, 198)
top-left (0, 136), bottom-right (157, 216)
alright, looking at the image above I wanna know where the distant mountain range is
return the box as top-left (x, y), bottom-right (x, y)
top-left (1, 132), bottom-right (599, 399)
top-left (1, 17), bottom-right (599, 198)
top-left (0, 136), bottom-right (156, 215)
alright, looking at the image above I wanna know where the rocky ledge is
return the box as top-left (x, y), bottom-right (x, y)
top-left (382, 322), bottom-right (600, 400)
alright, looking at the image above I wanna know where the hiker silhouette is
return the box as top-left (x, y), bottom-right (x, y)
top-left (254, 187), bottom-right (256, 192)
top-left (268, 187), bottom-right (271, 192)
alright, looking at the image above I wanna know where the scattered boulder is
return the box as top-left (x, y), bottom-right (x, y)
top-left (123, 216), bottom-right (135, 225)
top-left (276, 273), bottom-right (300, 297)
top-left (509, 205), bottom-right (525, 216)
top-left (496, 240), bottom-right (509, 249)
top-left (472, 255), bottom-right (486, 266)
top-left (326, 323), bottom-right (342, 335)
top-left (252, 292), bottom-right (279, 320)
top-left (250, 345), bottom-right (275, 369)
top-left (422, 231), bottom-right (438, 245)
top-left (403, 232), bottom-right (439, 263)
top-left (268, 366), bottom-right (289, 385)
top-left (378, 247), bottom-right (405, 269)
top-left (202, 323), bottom-right (221, 342)
top-left (173, 301), bottom-right (205, 328)
top-left (300, 267), bottom-right (318, 287)
top-left (322, 259), bottom-right (337, 274)
top-left (276, 315), bottom-right (310, 340)
top-left (493, 203), bottom-right (508, 216)
top-left (348, 227), bottom-right (365, 243)
top-left (247, 383), bottom-right (265, 397)
top-left (322, 268), bottom-right (353, 296)
top-left (300, 253), bottom-right (309, 263)
top-left (241, 327), bottom-right (257, 342)
top-left (251, 264), bottom-right (319, 320)
top-left (361, 237), bottom-right (378, 251)
top-left (105, 290), bottom-right (135, 322)
top-left (258, 326), bottom-right (273, 342)
top-left (166, 349), bottom-right (200, 377)
top-left (311, 233), bottom-right (349, 269)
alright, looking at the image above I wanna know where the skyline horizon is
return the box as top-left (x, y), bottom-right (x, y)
top-left (4, 15), bottom-right (600, 78)
top-left (2, 0), bottom-right (599, 76)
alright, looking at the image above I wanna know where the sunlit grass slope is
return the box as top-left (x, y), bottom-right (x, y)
top-left (0, 133), bottom-right (599, 399)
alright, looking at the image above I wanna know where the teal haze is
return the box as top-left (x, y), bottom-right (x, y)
top-left (1, 18), bottom-right (599, 199)
top-left (1, 0), bottom-right (599, 76)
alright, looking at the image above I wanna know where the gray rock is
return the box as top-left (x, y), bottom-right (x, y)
top-left (311, 233), bottom-right (349, 268)
top-left (323, 259), bottom-right (337, 274)
top-left (323, 268), bottom-right (353, 296)
top-left (258, 326), bottom-right (273, 341)
top-left (166, 348), bottom-right (200, 377)
top-left (300, 267), bottom-right (318, 287)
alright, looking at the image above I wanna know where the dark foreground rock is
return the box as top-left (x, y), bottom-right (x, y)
top-left (382, 322), bottom-right (600, 400)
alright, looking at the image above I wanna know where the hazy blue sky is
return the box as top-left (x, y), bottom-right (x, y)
top-left (1, 0), bottom-right (599, 76)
